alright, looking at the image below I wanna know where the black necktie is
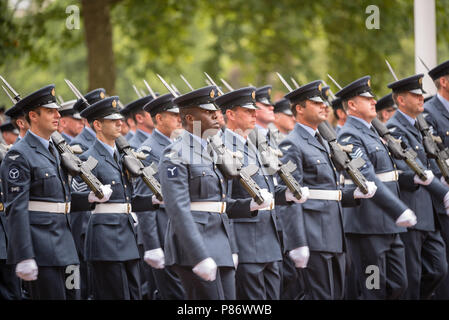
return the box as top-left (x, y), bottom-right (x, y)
top-left (315, 131), bottom-right (327, 149)
top-left (113, 150), bottom-right (120, 165)
top-left (48, 141), bottom-right (58, 160)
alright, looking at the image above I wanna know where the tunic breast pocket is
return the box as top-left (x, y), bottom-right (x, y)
top-left (304, 156), bottom-right (330, 184)
top-left (33, 167), bottom-right (59, 196)
top-left (367, 144), bottom-right (391, 170)
top-left (189, 165), bottom-right (217, 199)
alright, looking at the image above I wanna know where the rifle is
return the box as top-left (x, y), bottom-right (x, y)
top-left (318, 121), bottom-right (369, 194)
top-left (51, 131), bottom-right (105, 199)
top-left (415, 114), bottom-right (449, 184)
top-left (247, 129), bottom-right (304, 201)
top-left (115, 135), bottom-right (163, 201)
top-left (208, 134), bottom-right (265, 205)
top-left (371, 117), bottom-right (428, 180)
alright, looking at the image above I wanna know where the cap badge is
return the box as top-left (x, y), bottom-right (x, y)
top-left (268, 88), bottom-right (272, 96)
top-left (251, 91), bottom-right (256, 99)
top-left (112, 100), bottom-right (117, 108)
top-left (318, 83), bottom-right (322, 92)
top-left (100, 92), bottom-right (105, 99)
top-left (419, 77), bottom-right (423, 85)
top-left (51, 88), bottom-right (55, 96)
top-left (210, 90), bottom-right (215, 98)
top-left (367, 79), bottom-right (371, 87)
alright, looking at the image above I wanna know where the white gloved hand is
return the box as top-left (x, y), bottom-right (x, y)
top-left (444, 191), bottom-right (449, 216)
top-left (232, 253), bottom-right (238, 269)
top-left (285, 187), bottom-right (309, 204)
top-left (289, 246), bottom-right (310, 269)
top-left (144, 248), bottom-right (165, 269)
top-left (354, 181), bottom-right (377, 199)
top-left (192, 257), bottom-right (217, 282)
top-left (413, 170), bottom-right (434, 186)
top-left (152, 195), bottom-right (164, 205)
top-left (15, 259), bottom-right (38, 281)
top-left (395, 209), bottom-right (417, 227)
top-left (88, 184), bottom-right (113, 203)
top-left (441, 176), bottom-right (449, 188)
top-left (250, 189), bottom-right (274, 211)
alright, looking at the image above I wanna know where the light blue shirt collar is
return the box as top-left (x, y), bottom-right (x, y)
top-left (188, 132), bottom-right (208, 150)
top-left (298, 122), bottom-right (318, 137)
top-left (98, 139), bottom-right (117, 158)
top-left (348, 115), bottom-right (372, 129)
top-left (397, 109), bottom-right (416, 126)
top-left (136, 129), bottom-right (152, 139)
top-left (437, 94), bottom-right (449, 115)
top-left (154, 128), bottom-right (172, 144)
top-left (29, 130), bottom-right (50, 149)
top-left (255, 124), bottom-right (268, 137)
top-left (85, 126), bottom-right (96, 138)
top-left (225, 128), bottom-right (247, 145)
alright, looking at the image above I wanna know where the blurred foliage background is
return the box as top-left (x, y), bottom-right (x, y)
top-left (1, 0), bottom-right (449, 109)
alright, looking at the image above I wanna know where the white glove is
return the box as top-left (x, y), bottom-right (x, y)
top-left (250, 189), bottom-right (274, 211)
top-left (88, 184), bottom-right (113, 203)
top-left (15, 259), bottom-right (38, 281)
top-left (354, 181), bottom-right (377, 199)
top-left (285, 187), bottom-right (309, 204)
top-left (413, 170), bottom-right (434, 186)
top-left (232, 253), bottom-right (238, 269)
top-left (144, 248), bottom-right (165, 269)
top-left (395, 209), bottom-right (417, 227)
top-left (289, 246), bottom-right (310, 269)
top-left (441, 176), bottom-right (449, 188)
top-left (444, 191), bottom-right (449, 216)
top-left (192, 257), bottom-right (217, 282)
top-left (152, 195), bottom-right (164, 205)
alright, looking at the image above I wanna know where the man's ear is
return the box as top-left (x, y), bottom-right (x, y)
top-left (135, 113), bottom-right (144, 124)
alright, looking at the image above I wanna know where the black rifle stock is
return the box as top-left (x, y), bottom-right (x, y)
top-left (318, 121), bottom-right (369, 194)
top-left (247, 129), bottom-right (304, 201)
top-left (371, 118), bottom-right (428, 181)
top-left (208, 134), bottom-right (265, 205)
top-left (115, 135), bottom-right (163, 201)
top-left (51, 131), bottom-right (104, 199)
top-left (416, 114), bottom-right (449, 184)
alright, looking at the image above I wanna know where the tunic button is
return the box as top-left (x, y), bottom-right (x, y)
top-left (415, 146), bottom-right (419, 150)
top-left (220, 179), bottom-right (223, 183)
top-left (317, 160), bottom-right (321, 163)
top-left (388, 152), bottom-right (391, 156)
top-left (126, 196), bottom-right (129, 200)
top-left (124, 184), bottom-right (127, 188)
top-left (214, 165), bottom-right (217, 169)
top-left (202, 171), bottom-right (205, 176)
top-left (376, 147), bottom-right (379, 151)
top-left (222, 193), bottom-right (226, 198)
top-left (45, 173), bottom-right (49, 177)
top-left (446, 131), bottom-right (449, 136)
top-left (112, 181), bottom-right (115, 185)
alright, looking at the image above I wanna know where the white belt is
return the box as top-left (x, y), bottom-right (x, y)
top-left (28, 201), bottom-right (71, 214)
top-left (190, 202), bottom-right (227, 214)
top-left (308, 190), bottom-right (342, 201)
top-left (93, 203), bottom-right (131, 214)
top-left (344, 170), bottom-right (398, 185)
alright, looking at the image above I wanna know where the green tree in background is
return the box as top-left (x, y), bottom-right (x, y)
top-left (1, 0), bottom-right (449, 109)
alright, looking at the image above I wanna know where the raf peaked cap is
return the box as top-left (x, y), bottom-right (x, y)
top-left (273, 98), bottom-right (292, 115)
top-left (214, 86), bottom-right (257, 111)
top-left (0, 120), bottom-right (18, 134)
top-left (285, 80), bottom-right (324, 105)
top-left (387, 74), bottom-right (426, 95)
top-left (173, 86), bottom-right (219, 111)
top-left (80, 96), bottom-right (123, 122)
top-left (143, 93), bottom-right (179, 117)
top-left (428, 59), bottom-right (449, 81)
top-left (14, 84), bottom-right (59, 112)
top-left (376, 93), bottom-right (396, 112)
top-left (335, 76), bottom-right (375, 101)
top-left (73, 88), bottom-right (106, 113)
top-left (255, 85), bottom-right (273, 105)
top-left (331, 97), bottom-right (343, 111)
top-left (59, 99), bottom-right (82, 119)
top-left (5, 103), bottom-right (24, 119)
top-left (120, 95), bottom-right (155, 117)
